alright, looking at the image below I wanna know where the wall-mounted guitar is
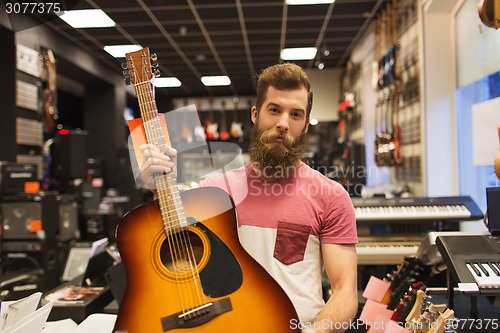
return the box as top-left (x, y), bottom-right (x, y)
top-left (478, 0), bottom-right (500, 29)
top-left (114, 47), bottom-right (299, 333)
top-left (376, 0), bottom-right (400, 90)
top-left (42, 49), bottom-right (58, 133)
top-left (229, 96), bottom-right (244, 141)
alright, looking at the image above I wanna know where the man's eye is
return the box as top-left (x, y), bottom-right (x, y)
top-left (270, 107), bottom-right (279, 113)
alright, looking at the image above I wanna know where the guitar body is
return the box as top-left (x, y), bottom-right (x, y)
top-left (113, 186), bottom-right (299, 333)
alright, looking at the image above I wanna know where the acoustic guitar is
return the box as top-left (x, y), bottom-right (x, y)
top-left (113, 47), bottom-right (299, 333)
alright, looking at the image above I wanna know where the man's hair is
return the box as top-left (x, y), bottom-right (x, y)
top-left (255, 63), bottom-right (313, 120)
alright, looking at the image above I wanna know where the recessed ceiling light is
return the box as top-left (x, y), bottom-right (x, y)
top-left (104, 45), bottom-right (142, 58)
top-left (59, 9), bottom-right (115, 28)
top-left (280, 47), bottom-right (318, 60)
top-left (201, 76), bottom-right (231, 86)
top-left (286, 0), bottom-right (335, 5)
top-left (154, 77), bottom-right (182, 88)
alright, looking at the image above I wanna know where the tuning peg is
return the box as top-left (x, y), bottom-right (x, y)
top-left (123, 70), bottom-right (130, 78)
top-left (121, 62), bottom-right (128, 69)
top-left (150, 53), bottom-right (158, 62)
top-left (124, 77), bottom-right (131, 85)
top-left (152, 61), bottom-right (159, 69)
top-left (153, 69), bottom-right (161, 78)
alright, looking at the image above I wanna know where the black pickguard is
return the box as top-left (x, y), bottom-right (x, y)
top-left (187, 217), bottom-right (243, 298)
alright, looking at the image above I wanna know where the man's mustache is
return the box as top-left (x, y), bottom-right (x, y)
top-left (259, 129), bottom-right (295, 148)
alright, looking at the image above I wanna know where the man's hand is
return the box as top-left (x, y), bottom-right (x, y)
top-left (139, 143), bottom-right (177, 189)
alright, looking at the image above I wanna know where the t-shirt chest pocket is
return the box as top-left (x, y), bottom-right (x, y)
top-left (273, 221), bottom-right (312, 265)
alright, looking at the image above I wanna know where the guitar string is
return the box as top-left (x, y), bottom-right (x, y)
top-left (135, 76), bottom-right (206, 314)
top-left (159, 170), bottom-right (208, 314)
top-left (135, 81), bottom-right (192, 312)
top-left (150, 105), bottom-right (208, 314)
top-left (129, 61), bottom-right (187, 309)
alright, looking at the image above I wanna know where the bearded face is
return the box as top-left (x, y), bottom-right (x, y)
top-left (248, 120), bottom-right (308, 178)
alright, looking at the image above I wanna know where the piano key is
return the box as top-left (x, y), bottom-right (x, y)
top-left (476, 262), bottom-right (490, 276)
top-left (466, 262), bottom-right (500, 288)
top-left (488, 262), bottom-right (499, 276)
top-left (356, 242), bottom-right (419, 265)
top-left (467, 262), bottom-right (482, 277)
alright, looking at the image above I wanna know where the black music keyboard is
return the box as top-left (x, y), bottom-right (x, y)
top-left (352, 196), bottom-right (484, 222)
top-left (436, 235), bottom-right (500, 290)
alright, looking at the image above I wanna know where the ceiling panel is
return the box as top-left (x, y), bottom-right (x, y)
top-left (43, 0), bottom-right (390, 97)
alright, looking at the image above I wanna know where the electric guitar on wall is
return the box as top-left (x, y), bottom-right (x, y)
top-left (43, 49), bottom-right (58, 133)
top-left (113, 47), bottom-right (299, 333)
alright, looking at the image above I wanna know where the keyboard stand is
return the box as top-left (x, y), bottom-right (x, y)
top-left (445, 269), bottom-right (481, 318)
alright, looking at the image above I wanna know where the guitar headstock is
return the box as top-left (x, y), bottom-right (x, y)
top-left (427, 308), bottom-right (455, 333)
top-left (413, 301), bottom-right (448, 333)
top-left (122, 47), bottom-right (160, 85)
top-left (405, 289), bottom-right (427, 326)
top-left (391, 281), bottom-right (425, 323)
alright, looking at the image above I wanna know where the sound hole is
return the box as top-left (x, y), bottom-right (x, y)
top-left (160, 230), bottom-right (204, 274)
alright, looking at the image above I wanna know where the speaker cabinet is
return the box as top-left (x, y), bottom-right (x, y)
top-left (52, 130), bottom-right (88, 179)
top-left (0, 191), bottom-right (58, 240)
top-left (58, 194), bottom-right (79, 242)
top-left (0, 162), bottom-right (38, 195)
top-left (1, 240), bottom-right (60, 290)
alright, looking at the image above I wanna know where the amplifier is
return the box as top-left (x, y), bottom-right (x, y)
top-left (0, 162), bottom-right (38, 195)
top-left (1, 240), bottom-right (60, 290)
top-left (52, 130), bottom-right (88, 179)
top-left (0, 191), bottom-right (58, 240)
top-left (58, 194), bottom-right (79, 242)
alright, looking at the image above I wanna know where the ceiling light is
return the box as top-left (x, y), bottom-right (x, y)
top-left (280, 47), bottom-right (317, 60)
top-left (154, 77), bottom-right (182, 88)
top-left (310, 118), bottom-right (319, 126)
top-left (104, 45), bottom-right (142, 58)
top-left (286, 0), bottom-right (335, 5)
top-left (59, 9), bottom-right (115, 28)
top-left (201, 76), bottom-right (231, 86)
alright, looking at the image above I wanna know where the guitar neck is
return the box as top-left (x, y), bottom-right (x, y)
top-left (126, 48), bottom-right (187, 232)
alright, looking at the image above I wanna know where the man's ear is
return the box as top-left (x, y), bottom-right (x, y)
top-left (251, 106), bottom-right (258, 124)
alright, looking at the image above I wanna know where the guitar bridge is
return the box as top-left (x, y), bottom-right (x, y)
top-left (161, 297), bottom-right (232, 331)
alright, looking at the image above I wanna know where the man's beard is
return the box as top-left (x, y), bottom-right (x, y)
top-left (248, 123), bottom-right (308, 179)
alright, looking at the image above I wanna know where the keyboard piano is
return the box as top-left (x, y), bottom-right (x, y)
top-left (352, 196), bottom-right (484, 222)
top-left (436, 235), bottom-right (500, 290)
top-left (356, 240), bottom-right (420, 265)
top-left (465, 260), bottom-right (500, 288)
top-left (353, 196), bottom-right (484, 265)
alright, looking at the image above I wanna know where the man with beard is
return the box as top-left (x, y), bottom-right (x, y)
top-left (138, 63), bottom-right (358, 333)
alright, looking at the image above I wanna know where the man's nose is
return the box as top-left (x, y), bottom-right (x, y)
top-left (276, 113), bottom-right (289, 131)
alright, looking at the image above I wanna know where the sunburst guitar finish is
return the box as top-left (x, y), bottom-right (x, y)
top-left (113, 187), bottom-right (299, 333)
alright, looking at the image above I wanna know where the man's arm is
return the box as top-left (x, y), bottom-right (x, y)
top-left (304, 243), bottom-right (358, 333)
